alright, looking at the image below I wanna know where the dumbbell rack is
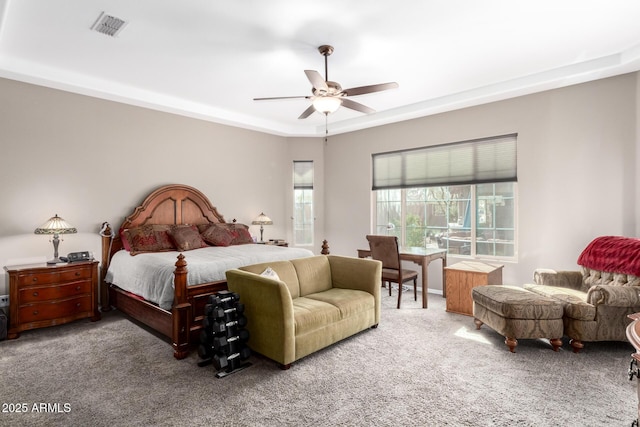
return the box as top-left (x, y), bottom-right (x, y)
top-left (197, 290), bottom-right (251, 378)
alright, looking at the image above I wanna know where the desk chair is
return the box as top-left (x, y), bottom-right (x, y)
top-left (366, 235), bottom-right (418, 309)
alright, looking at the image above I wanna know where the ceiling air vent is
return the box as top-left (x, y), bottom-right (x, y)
top-left (91, 12), bottom-right (127, 37)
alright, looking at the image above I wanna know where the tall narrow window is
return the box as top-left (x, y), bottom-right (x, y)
top-left (293, 161), bottom-right (314, 246)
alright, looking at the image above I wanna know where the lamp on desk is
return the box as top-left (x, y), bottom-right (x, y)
top-left (34, 214), bottom-right (77, 264)
top-left (252, 212), bottom-right (272, 243)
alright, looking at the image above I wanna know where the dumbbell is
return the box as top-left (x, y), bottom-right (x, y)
top-left (198, 329), bottom-right (249, 359)
top-left (208, 291), bottom-right (239, 309)
top-left (213, 346), bottom-right (251, 371)
top-left (206, 303), bottom-right (245, 321)
top-left (198, 343), bottom-right (214, 360)
top-left (212, 329), bottom-right (249, 351)
top-left (208, 316), bottom-right (247, 334)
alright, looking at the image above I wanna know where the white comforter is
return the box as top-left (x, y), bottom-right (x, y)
top-left (105, 244), bottom-right (314, 310)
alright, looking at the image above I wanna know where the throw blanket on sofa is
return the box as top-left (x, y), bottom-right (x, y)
top-left (577, 236), bottom-right (640, 276)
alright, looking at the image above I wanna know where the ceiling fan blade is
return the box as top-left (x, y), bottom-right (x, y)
top-left (342, 82), bottom-right (399, 97)
top-left (254, 95), bottom-right (310, 101)
top-left (341, 98), bottom-right (376, 115)
top-left (304, 70), bottom-right (328, 92)
top-left (298, 104), bottom-right (316, 119)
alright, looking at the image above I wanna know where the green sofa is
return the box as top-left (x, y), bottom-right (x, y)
top-left (225, 255), bottom-right (381, 369)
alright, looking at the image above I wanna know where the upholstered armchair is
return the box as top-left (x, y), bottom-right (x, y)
top-left (524, 236), bottom-right (640, 352)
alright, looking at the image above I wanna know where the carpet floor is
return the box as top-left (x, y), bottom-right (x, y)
top-left (1, 291), bottom-right (637, 426)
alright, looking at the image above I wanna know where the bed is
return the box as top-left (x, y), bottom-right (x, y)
top-left (99, 184), bottom-right (321, 359)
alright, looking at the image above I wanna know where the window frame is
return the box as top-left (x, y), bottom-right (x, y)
top-left (372, 183), bottom-right (518, 261)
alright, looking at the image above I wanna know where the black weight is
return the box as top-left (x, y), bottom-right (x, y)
top-left (208, 291), bottom-right (240, 309)
top-left (210, 316), bottom-right (247, 334)
top-left (198, 343), bottom-right (213, 359)
top-left (210, 303), bottom-right (245, 320)
top-left (212, 330), bottom-right (250, 351)
top-left (212, 346), bottom-right (251, 371)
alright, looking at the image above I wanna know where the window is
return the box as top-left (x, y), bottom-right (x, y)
top-left (373, 135), bottom-right (517, 259)
top-left (293, 161), bottom-right (314, 246)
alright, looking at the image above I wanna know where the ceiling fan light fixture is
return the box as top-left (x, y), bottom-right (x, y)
top-left (312, 96), bottom-right (342, 114)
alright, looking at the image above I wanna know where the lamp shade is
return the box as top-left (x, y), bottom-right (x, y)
top-left (312, 96), bottom-right (342, 114)
top-left (35, 214), bottom-right (76, 264)
top-left (252, 213), bottom-right (273, 225)
top-left (34, 214), bottom-right (77, 235)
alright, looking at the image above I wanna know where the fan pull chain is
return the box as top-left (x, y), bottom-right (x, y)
top-left (325, 113), bottom-right (329, 143)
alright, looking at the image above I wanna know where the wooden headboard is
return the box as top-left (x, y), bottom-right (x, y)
top-left (101, 184), bottom-right (226, 262)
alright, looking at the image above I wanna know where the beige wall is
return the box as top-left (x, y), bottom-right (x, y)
top-left (0, 72), bottom-right (638, 296)
top-left (0, 78), bottom-right (309, 294)
top-left (323, 72), bottom-right (638, 289)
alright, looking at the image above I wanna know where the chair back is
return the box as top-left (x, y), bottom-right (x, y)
top-left (366, 235), bottom-right (401, 270)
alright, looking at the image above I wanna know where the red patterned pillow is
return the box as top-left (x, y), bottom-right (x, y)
top-left (123, 224), bottom-right (175, 255)
top-left (119, 227), bottom-right (131, 251)
top-left (201, 224), bottom-right (235, 247)
top-left (223, 223), bottom-right (254, 245)
top-left (169, 225), bottom-right (208, 251)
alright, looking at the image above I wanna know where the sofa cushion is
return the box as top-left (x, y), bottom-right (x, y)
top-left (306, 288), bottom-right (375, 319)
top-left (291, 256), bottom-right (332, 296)
top-left (524, 283), bottom-right (595, 320)
top-left (292, 297), bottom-right (341, 336)
top-left (239, 260), bottom-right (300, 299)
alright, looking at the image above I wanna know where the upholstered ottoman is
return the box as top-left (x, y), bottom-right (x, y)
top-left (472, 285), bottom-right (564, 352)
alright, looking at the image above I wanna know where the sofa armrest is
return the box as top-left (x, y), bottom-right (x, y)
top-left (328, 255), bottom-right (381, 295)
top-left (587, 285), bottom-right (640, 307)
top-left (225, 269), bottom-right (296, 365)
top-left (328, 255), bottom-right (382, 324)
top-left (534, 268), bottom-right (583, 290)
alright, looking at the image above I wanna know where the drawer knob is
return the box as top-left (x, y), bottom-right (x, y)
top-left (33, 310), bottom-right (39, 316)
top-left (76, 303), bottom-right (81, 307)
top-left (32, 291), bottom-right (39, 297)
top-left (75, 272), bottom-right (81, 276)
top-left (32, 277), bottom-right (38, 282)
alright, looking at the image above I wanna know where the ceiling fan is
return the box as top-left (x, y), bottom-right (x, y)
top-left (254, 45), bottom-right (399, 119)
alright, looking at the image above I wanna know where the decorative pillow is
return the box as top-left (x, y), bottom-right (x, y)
top-left (197, 223), bottom-right (213, 233)
top-left (119, 227), bottom-right (131, 251)
top-left (201, 224), bottom-right (235, 247)
top-left (169, 225), bottom-right (208, 251)
top-left (260, 267), bottom-right (280, 281)
top-left (123, 224), bottom-right (175, 255)
top-left (222, 223), bottom-right (255, 245)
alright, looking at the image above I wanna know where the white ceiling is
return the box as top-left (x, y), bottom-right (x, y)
top-left (1, 0), bottom-right (639, 137)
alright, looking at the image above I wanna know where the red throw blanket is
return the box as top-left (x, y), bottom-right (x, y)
top-left (577, 236), bottom-right (640, 276)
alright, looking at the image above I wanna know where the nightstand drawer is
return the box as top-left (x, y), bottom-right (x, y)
top-left (17, 267), bottom-right (92, 286)
top-left (19, 295), bottom-right (92, 323)
top-left (19, 280), bottom-right (92, 303)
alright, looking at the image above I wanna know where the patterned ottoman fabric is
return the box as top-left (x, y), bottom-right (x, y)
top-left (472, 285), bottom-right (564, 352)
top-left (472, 285), bottom-right (564, 319)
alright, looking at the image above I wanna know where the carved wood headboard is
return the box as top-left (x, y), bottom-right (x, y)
top-left (102, 184), bottom-right (226, 262)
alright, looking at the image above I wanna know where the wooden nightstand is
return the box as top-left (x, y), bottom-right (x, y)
top-left (4, 260), bottom-right (100, 339)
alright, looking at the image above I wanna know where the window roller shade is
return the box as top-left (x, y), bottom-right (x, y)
top-left (372, 134), bottom-right (517, 190)
top-left (294, 160), bottom-right (314, 189)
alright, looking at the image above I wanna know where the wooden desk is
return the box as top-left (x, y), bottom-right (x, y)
top-left (357, 247), bottom-right (447, 309)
